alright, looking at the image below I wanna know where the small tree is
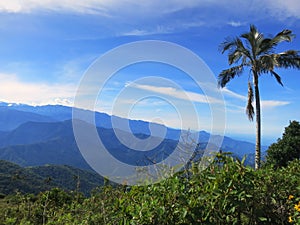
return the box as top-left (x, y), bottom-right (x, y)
top-left (266, 120), bottom-right (300, 167)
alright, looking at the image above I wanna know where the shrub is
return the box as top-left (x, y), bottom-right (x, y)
top-left (266, 121), bottom-right (300, 167)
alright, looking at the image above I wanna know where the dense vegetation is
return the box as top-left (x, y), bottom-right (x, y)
top-left (266, 120), bottom-right (300, 168)
top-left (0, 154), bottom-right (299, 225)
top-left (0, 160), bottom-right (104, 196)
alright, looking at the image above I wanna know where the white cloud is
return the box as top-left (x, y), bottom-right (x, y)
top-left (0, 1), bottom-right (22, 13)
top-left (126, 20), bottom-right (206, 36)
top-left (221, 87), bottom-right (247, 100)
top-left (0, 0), bottom-right (109, 14)
top-left (121, 29), bottom-right (153, 36)
top-left (227, 21), bottom-right (245, 27)
top-left (130, 83), bottom-right (222, 104)
top-left (0, 0), bottom-right (199, 14)
top-left (222, 87), bottom-right (290, 110)
top-left (119, 98), bottom-right (167, 107)
top-left (121, 26), bottom-right (173, 36)
top-left (0, 73), bottom-right (75, 106)
top-left (261, 100), bottom-right (290, 109)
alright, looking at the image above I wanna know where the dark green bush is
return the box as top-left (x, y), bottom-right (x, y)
top-left (266, 120), bottom-right (300, 167)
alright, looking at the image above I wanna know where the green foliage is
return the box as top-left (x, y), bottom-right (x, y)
top-left (288, 190), bottom-right (300, 224)
top-left (0, 160), bottom-right (104, 196)
top-left (0, 154), bottom-right (299, 224)
top-left (266, 120), bottom-right (300, 167)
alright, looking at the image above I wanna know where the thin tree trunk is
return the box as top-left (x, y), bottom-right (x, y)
top-left (253, 73), bottom-right (261, 169)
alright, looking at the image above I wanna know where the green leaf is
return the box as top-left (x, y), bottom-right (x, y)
top-left (259, 217), bottom-right (268, 221)
top-left (182, 208), bottom-right (188, 218)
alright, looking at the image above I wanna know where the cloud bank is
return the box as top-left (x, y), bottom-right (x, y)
top-left (0, 73), bottom-right (75, 106)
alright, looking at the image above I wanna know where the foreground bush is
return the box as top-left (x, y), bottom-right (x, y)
top-left (1, 155), bottom-right (300, 224)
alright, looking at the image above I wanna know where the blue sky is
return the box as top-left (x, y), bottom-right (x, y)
top-left (0, 0), bottom-right (300, 144)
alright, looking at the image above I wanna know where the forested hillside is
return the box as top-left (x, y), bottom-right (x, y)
top-left (0, 160), bottom-right (104, 196)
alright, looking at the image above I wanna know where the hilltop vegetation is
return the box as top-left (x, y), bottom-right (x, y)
top-left (0, 155), bottom-right (299, 225)
top-left (0, 160), bottom-right (104, 196)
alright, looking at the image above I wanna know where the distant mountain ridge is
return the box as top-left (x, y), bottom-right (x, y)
top-left (0, 119), bottom-right (179, 169)
top-left (0, 102), bottom-right (180, 140)
top-left (0, 102), bottom-right (267, 169)
top-left (0, 107), bottom-right (56, 131)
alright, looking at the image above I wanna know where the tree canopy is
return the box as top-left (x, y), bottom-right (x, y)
top-left (266, 120), bottom-right (300, 167)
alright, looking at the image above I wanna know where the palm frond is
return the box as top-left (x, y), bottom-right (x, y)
top-left (241, 25), bottom-right (263, 58)
top-left (218, 65), bottom-right (244, 88)
top-left (241, 25), bottom-right (258, 41)
top-left (222, 37), bottom-right (252, 65)
top-left (257, 54), bottom-right (277, 74)
top-left (257, 38), bottom-right (274, 55)
top-left (235, 38), bottom-right (252, 61)
top-left (257, 30), bottom-right (295, 57)
top-left (228, 49), bottom-right (243, 65)
top-left (272, 29), bottom-right (294, 43)
top-left (270, 70), bottom-right (283, 86)
top-left (246, 82), bottom-right (254, 121)
top-left (219, 37), bottom-right (236, 54)
top-left (277, 50), bottom-right (300, 69)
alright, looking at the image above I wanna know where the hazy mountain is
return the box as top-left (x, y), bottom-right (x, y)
top-left (0, 102), bottom-right (72, 121)
top-left (0, 102), bottom-right (267, 169)
top-left (1, 102), bottom-right (181, 140)
top-left (0, 120), bottom-right (179, 169)
top-left (197, 131), bottom-right (268, 155)
top-left (0, 120), bottom-right (73, 147)
top-left (0, 137), bottom-right (91, 170)
top-left (0, 107), bottom-right (56, 131)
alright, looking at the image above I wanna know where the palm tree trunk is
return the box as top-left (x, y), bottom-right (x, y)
top-left (253, 73), bottom-right (261, 169)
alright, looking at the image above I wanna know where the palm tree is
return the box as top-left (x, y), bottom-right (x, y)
top-left (218, 25), bottom-right (300, 169)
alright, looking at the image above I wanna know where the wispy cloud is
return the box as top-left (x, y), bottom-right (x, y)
top-left (261, 100), bottom-right (290, 109)
top-left (118, 98), bottom-right (167, 107)
top-left (121, 26), bottom-right (173, 36)
top-left (55, 55), bottom-right (98, 83)
top-left (0, 0), bottom-right (198, 15)
top-left (0, 73), bottom-right (75, 106)
top-left (221, 87), bottom-right (247, 100)
top-left (264, 0), bottom-right (300, 19)
top-left (0, 0), bottom-right (109, 14)
top-left (129, 83), bottom-right (222, 104)
top-left (227, 21), bottom-right (245, 27)
top-left (222, 87), bottom-right (291, 110)
top-left (0, 0), bottom-right (208, 14)
top-left (2, 0), bottom-right (299, 21)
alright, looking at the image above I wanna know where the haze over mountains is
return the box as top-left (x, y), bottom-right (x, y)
top-left (0, 102), bottom-right (267, 171)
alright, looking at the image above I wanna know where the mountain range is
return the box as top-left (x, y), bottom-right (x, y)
top-left (0, 102), bottom-right (268, 171)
